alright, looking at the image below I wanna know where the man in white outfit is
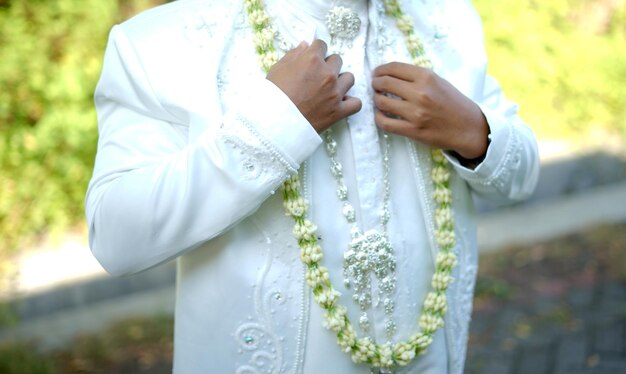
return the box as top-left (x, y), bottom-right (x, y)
top-left (86, 0), bottom-right (539, 372)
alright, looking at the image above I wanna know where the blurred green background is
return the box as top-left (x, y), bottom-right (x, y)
top-left (0, 0), bottom-right (166, 264)
top-left (0, 0), bottom-right (625, 265)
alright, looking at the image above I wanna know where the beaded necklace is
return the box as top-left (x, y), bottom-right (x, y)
top-left (244, 0), bottom-right (458, 370)
top-left (324, 127), bottom-right (398, 339)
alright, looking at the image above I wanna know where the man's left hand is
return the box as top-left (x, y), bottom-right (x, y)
top-left (372, 62), bottom-right (489, 160)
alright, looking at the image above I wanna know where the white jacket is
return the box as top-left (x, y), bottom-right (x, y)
top-left (86, 0), bottom-right (539, 372)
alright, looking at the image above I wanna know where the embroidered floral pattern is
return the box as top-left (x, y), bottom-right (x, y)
top-left (220, 116), bottom-right (295, 182)
top-left (235, 320), bottom-right (283, 373)
top-left (463, 126), bottom-right (522, 191)
top-left (234, 225), bottom-right (285, 374)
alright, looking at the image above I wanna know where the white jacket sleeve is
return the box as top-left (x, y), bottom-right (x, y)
top-left (443, 0), bottom-right (540, 204)
top-left (85, 26), bottom-right (321, 275)
top-left (445, 74), bottom-right (540, 203)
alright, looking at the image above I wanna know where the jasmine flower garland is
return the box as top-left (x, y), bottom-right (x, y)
top-left (244, 0), bottom-right (458, 370)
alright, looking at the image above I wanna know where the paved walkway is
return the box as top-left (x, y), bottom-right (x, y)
top-left (467, 280), bottom-right (626, 373)
top-left (466, 223), bottom-right (626, 374)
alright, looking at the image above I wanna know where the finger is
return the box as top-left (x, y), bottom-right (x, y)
top-left (336, 72), bottom-right (355, 95)
top-left (325, 53), bottom-right (343, 74)
top-left (374, 110), bottom-right (414, 138)
top-left (339, 96), bottom-right (362, 117)
top-left (373, 93), bottom-right (413, 120)
top-left (310, 39), bottom-right (328, 59)
top-left (291, 41), bottom-right (309, 56)
top-left (372, 75), bottom-right (415, 100)
top-left (373, 62), bottom-right (423, 81)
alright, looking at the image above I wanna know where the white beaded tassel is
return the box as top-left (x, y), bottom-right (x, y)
top-left (324, 129), bottom-right (398, 339)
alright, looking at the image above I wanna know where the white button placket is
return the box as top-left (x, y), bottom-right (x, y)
top-left (340, 10), bottom-right (394, 343)
top-left (343, 38), bottom-right (384, 235)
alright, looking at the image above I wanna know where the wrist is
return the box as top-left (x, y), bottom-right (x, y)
top-left (451, 131), bottom-right (491, 169)
top-left (456, 103), bottom-right (490, 156)
top-left (454, 114), bottom-right (491, 169)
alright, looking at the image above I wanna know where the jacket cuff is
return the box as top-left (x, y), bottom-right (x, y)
top-left (444, 104), bottom-right (511, 182)
top-left (232, 77), bottom-right (322, 168)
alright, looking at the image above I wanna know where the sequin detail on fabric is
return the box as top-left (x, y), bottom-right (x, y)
top-left (220, 116), bottom-right (295, 182)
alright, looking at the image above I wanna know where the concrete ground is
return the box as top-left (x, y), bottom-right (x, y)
top-left (467, 222), bottom-right (626, 374)
top-left (469, 280), bottom-right (626, 374)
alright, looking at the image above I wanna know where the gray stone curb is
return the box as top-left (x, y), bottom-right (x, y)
top-left (5, 262), bottom-right (175, 322)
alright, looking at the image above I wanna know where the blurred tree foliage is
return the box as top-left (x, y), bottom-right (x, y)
top-left (474, 0), bottom-right (626, 139)
top-left (0, 0), bottom-right (166, 259)
top-left (0, 0), bottom-right (624, 261)
top-left (0, 342), bottom-right (55, 374)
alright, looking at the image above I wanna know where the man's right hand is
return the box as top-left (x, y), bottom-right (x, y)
top-left (266, 40), bottom-right (362, 133)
